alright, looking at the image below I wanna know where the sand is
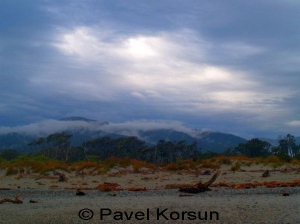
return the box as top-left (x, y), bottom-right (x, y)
top-left (1, 163), bottom-right (299, 190)
top-left (1, 163), bottom-right (300, 223)
top-left (1, 188), bottom-right (300, 223)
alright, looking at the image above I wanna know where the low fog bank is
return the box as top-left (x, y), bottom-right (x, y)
top-left (0, 119), bottom-right (210, 138)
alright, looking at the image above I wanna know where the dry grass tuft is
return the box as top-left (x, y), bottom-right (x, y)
top-left (162, 159), bottom-right (200, 171)
top-left (131, 159), bottom-right (156, 173)
top-left (215, 156), bottom-right (232, 165)
top-left (200, 159), bottom-right (221, 169)
top-left (230, 162), bottom-right (241, 171)
top-left (95, 182), bottom-right (121, 192)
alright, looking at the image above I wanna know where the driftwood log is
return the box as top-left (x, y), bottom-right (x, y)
top-left (0, 194), bottom-right (23, 204)
top-left (262, 170), bottom-right (270, 177)
top-left (179, 171), bottom-right (221, 193)
top-left (76, 189), bottom-right (86, 196)
top-left (29, 199), bottom-right (39, 203)
top-left (53, 170), bottom-right (67, 182)
top-left (179, 194), bottom-right (194, 197)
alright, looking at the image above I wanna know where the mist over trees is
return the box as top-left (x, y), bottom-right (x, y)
top-left (1, 132), bottom-right (299, 162)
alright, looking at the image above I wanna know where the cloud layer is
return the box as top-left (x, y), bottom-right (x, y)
top-left (1, 1), bottom-right (300, 138)
top-left (0, 119), bottom-right (198, 139)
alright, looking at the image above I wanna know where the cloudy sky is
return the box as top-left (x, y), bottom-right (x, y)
top-left (1, 0), bottom-right (300, 139)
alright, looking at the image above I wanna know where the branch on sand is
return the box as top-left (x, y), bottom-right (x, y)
top-left (262, 170), bottom-right (270, 177)
top-left (179, 171), bottom-right (221, 193)
top-left (0, 194), bottom-right (23, 204)
top-left (53, 170), bottom-right (67, 182)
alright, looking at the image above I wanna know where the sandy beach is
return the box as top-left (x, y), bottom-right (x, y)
top-left (1, 188), bottom-right (300, 224)
top-left (1, 162), bottom-right (300, 223)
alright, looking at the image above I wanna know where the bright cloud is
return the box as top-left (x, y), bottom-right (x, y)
top-left (287, 120), bottom-right (300, 127)
top-left (51, 26), bottom-right (289, 120)
top-left (125, 37), bottom-right (159, 58)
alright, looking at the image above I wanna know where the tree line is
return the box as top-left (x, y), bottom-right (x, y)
top-left (231, 134), bottom-right (300, 160)
top-left (26, 133), bottom-right (202, 163)
top-left (0, 132), bottom-right (299, 162)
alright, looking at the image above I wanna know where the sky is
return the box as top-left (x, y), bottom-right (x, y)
top-left (0, 0), bottom-right (300, 139)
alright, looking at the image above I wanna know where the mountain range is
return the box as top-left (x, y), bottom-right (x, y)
top-left (0, 117), bottom-right (298, 153)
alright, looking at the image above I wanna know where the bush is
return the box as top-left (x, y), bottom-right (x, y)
top-left (290, 159), bottom-right (300, 165)
top-left (3, 160), bottom-right (70, 175)
top-left (131, 159), bottom-right (156, 172)
top-left (0, 149), bottom-right (20, 160)
top-left (86, 155), bottom-right (100, 162)
top-left (12, 153), bottom-right (53, 162)
top-left (230, 162), bottom-right (240, 171)
top-left (5, 166), bottom-right (19, 176)
top-left (264, 155), bottom-right (281, 163)
top-left (38, 161), bottom-right (69, 174)
top-left (215, 156), bottom-right (232, 165)
top-left (163, 161), bottom-right (187, 171)
top-left (75, 161), bottom-right (99, 172)
top-left (201, 159), bottom-right (221, 169)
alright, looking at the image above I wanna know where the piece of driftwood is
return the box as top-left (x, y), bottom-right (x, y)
top-left (75, 170), bottom-right (86, 178)
top-left (53, 170), bottom-right (67, 182)
top-left (201, 170), bottom-right (211, 175)
top-left (0, 188), bottom-right (11, 190)
top-left (179, 194), bottom-right (194, 197)
top-left (35, 176), bottom-right (59, 181)
top-left (212, 179), bottom-right (300, 189)
top-left (165, 183), bottom-right (194, 189)
top-left (282, 166), bottom-right (295, 173)
top-left (127, 187), bottom-right (147, 191)
top-left (0, 194), bottom-right (23, 204)
top-left (95, 182), bottom-right (120, 192)
top-left (76, 189), bottom-right (86, 196)
top-left (29, 200), bottom-right (38, 203)
top-left (179, 171), bottom-right (221, 193)
top-left (262, 170), bottom-right (270, 177)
